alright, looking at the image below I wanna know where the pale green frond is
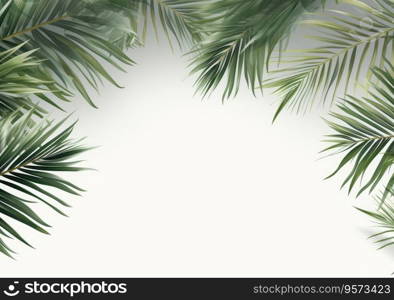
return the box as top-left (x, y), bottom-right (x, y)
top-left (0, 0), bottom-right (136, 107)
top-left (139, 0), bottom-right (204, 49)
top-left (356, 190), bottom-right (394, 250)
top-left (0, 42), bottom-right (59, 118)
top-left (323, 61), bottom-right (394, 200)
top-left (266, 0), bottom-right (394, 121)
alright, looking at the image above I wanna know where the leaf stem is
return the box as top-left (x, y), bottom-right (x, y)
top-left (1, 15), bottom-right (69, 41)
top-left (355, 134), bottom-right (394, 144)
top-left (0, 157), bottom-right (41, 177)
top-left (298, 27), bottom-right (394, 77)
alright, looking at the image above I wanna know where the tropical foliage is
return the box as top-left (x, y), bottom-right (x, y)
top-left (265, 0), bottom-right (394, 121)
top-left (0, 43), bottom-right (50, 118)
top-left (0, 0), bottom-right (137, 255)
top-left (0, 111), bottom-right (90, 257)
top-left (190, 0), bottom-right (327, 99)
top-left (323, 62), bottom-right (394, 201)
top-left (138, 0), bottom-right (203, 49)
top-left (357, 190), bottom-right (394, 250)
top-left (0, 0), bottom-right (136, 108)
top-left (0, 0), bottom-right (393, 260)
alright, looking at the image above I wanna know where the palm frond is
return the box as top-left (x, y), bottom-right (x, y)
top-left (356, 190), bottom-right (394, 250)
top-left (266, 0), bottom-right (394, 121)
top-left (323, 61), bottom-right (394, 201)
top-left (190, 0), bottom-right (326, 99)
top-left (0, 42), bottom-right (57, 118)
top-left (0, 0), bottom-right (136, 108)
top-left (0, 110), bottom-right (90, 257)
top-left (139, 0), bottom-right (203, 49)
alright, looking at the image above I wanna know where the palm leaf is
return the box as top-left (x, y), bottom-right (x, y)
top-left (139, 0), bottom-right (203, 49)
top-left (323, 61), bottom-right (394, 201)
top-left (0, 110), bottom-right (91, 257)
top-left (356, 190), bottom-right (394, 250)
top-left (266, 0), bottom-right (394, 121)
top-left (0, 0), bottom-right (136, 108)
top-left (0, 42), bottom-right (59, 118)
top-left (190, 0), bottom-right (326, 99)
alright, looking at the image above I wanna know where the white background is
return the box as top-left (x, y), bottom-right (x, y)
top-left (1, 34), bottom-right (393, 277)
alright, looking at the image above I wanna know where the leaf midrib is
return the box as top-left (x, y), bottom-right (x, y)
top-left (355, 134), bottom-right (394, 144)
top-left (298, 26), bottom-right (394, 78)
top-left (1, 15), bottom-right (69, 41)
top-left (0, 157), bottom-right (41, 177)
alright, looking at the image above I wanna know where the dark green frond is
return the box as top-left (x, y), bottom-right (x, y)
top-left (323, 61), bottom-right (394, 200)
top-left (190, 0), bottom-right (325, 99)
top-left (266, 0), bottom-right (394, 121)
top-left (0, 111), bottom-right (90, 257)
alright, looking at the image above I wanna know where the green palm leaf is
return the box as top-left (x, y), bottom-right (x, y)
top-left (0, 0), bottom-right (135, 108)
top-left (356, 190), bottom-right (394, 250)
top-left (323, 61), bottom-right (394, 201)
top-left (0, 42), bottom-right (59, 118)
top-left (266, 0), bottom-right (394, 121)
top-left (139, 0), bottom-right (203, 49)
top-left (190, 0), bottom-right (326, 99)
top-left (0, 110), bottom-right (91, 257)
